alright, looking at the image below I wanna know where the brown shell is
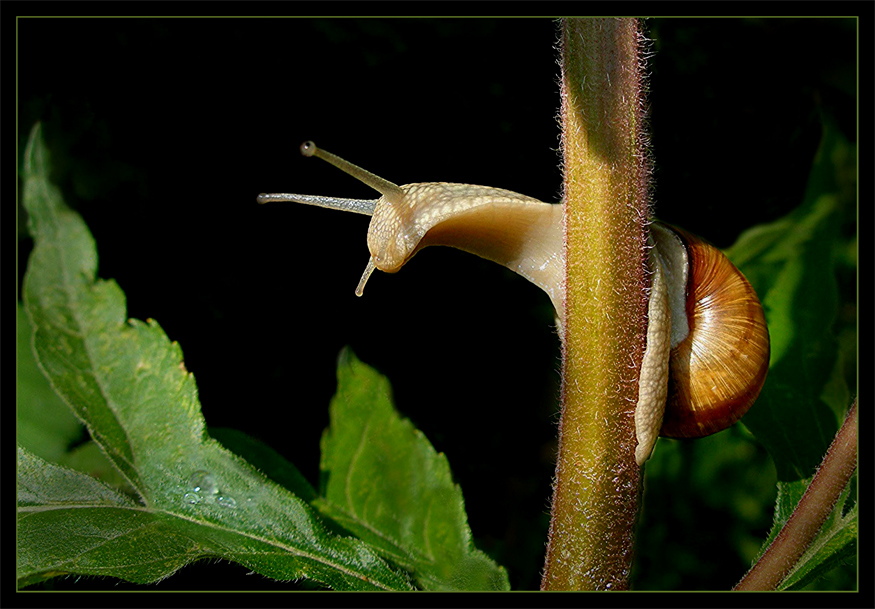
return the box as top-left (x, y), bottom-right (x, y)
top-left (660, 227), bottom-right (770, 438)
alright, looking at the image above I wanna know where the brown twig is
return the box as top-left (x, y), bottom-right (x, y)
top-left (541, 18), bottom-right (650, 591)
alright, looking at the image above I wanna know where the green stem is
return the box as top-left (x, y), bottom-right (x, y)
top-left (541, 18), bottom-right (651, 591)
top-left (734, 399), bottom-right (858, 591)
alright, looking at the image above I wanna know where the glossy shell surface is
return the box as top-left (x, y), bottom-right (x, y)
top-left (660, 227), bottom-right (770, 438)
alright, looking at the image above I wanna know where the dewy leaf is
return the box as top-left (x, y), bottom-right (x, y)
top-left (725, 117), bottom-right (853, 482)
top-left (314, 349), bottom-right (510, 591)
top-left (19, 123), bottom-right (411, 591)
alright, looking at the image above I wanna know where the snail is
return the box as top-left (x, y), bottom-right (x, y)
top-left (258, 141), bottom-right (770, 464)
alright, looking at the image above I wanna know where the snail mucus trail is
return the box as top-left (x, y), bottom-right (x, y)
top-left (258, 141), bottom-right (770, 465)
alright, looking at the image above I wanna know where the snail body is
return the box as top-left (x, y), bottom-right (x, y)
top-left (258, 142), bottom-right (564, 306)
top-left (259, 142), bottom-right (769, 462)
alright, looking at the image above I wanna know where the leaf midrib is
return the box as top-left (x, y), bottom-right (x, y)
top-left (18, 500), bottom-right (406, 590)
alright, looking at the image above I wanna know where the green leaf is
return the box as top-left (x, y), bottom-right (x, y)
top-left (723, 116), bottom-right (856, 590)
top-left (209, 427), bottom-right (317, 503)
top-left (314, 349), bottom-right (510, 591)
top-left (18, 446), bottom-right (156, 588)
top-left (726, 117), bottom-right (854, 482)
top-left (16, 302), bottom-right (83, 462)
top-left (61, 440), bottom-right (138, 495)
top-left (18, 123), bottom-right (411, 591)
top-left (19, 301), bottom-right (127, 491)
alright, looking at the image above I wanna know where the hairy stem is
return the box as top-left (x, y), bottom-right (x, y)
top-left (734, 399), bottom-right (858, 591)
top-left (541, 18), bottom-right (650, 591)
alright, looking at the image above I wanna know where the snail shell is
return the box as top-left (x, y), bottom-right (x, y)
top-left (651, 223), bottom-right (770, 438)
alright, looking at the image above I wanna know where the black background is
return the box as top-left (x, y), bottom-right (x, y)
top-left (17, 16), bottom-right (858, 592)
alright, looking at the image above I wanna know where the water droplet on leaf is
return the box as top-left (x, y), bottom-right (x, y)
top-left (217, 495), bottom-right (237, 509)
top-left (189, 470), bottom-right (218, 496)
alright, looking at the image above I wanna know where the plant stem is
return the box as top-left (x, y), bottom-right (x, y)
top-left (541, 18), bottom-right (651, 591)
top-left (734, 399), bottom-right (858, 591)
